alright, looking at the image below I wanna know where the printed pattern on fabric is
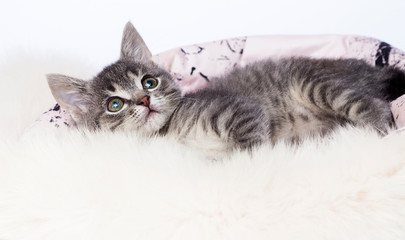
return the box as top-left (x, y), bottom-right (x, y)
top-left (30, 35), bottom-right (405, 131)
top-left (153, 37), bottom-right (247, 94)
top-left (347, 36), bottom-right (405, 70)
top-left (30, 104), bottom-right (76, 130)
top-left (375, 42), bottom-right (392, 67)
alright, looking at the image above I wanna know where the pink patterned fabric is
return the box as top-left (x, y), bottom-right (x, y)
top-left (31, 35), bottom-right (405, 130)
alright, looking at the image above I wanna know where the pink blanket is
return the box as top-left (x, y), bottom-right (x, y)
top-left (32, 35), bottom-right (405, 130)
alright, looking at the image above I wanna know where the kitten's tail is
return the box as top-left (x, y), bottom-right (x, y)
top-left (385, 67), bottom-right (405, 101)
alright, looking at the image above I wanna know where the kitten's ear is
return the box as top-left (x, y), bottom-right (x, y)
top-left (47, 74), bottom-right (91, 123)
top-left (120, 22), bottom-right (152, 62)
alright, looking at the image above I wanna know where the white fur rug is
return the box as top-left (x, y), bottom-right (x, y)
top-left (1, 53), bottom-right (405, 239)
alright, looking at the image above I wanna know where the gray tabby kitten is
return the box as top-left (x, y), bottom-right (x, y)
top-left (47, 22), bottom-right (405, 152)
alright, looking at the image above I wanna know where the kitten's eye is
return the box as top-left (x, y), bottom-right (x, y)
top-left (107, 98), bottom-right (124, 112)
top-left (141, 77), bottom-right (158, 89)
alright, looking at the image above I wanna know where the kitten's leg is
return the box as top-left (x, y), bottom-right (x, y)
top-left (172, 94), bottom-right (269, 152)
top-left (333, 93), bottom-right (393, 133)
top-left (222, 99), bottom-right (269, 150)
top-left (300, 82), bottom-right (393, 133)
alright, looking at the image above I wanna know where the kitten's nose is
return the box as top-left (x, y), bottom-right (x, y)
top-left (137, 95), bottom-right (150, 107)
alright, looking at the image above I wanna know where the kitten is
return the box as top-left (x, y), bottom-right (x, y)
top-left (47, 22), bottom-right (405, 152)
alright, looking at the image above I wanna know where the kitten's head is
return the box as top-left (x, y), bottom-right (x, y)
top-left (47, 22), bottom-right (181, 134)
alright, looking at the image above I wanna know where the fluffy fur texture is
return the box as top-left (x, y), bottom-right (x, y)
top-left (1, 128), bottom-right (405, 239)
top-left (1, 34), bottom-right (405, 239)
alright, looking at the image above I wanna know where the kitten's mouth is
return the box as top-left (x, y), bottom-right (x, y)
top-left (145, 106), bottom-right (159, 119)
top-left (147, 109), bottom-right (157, 117)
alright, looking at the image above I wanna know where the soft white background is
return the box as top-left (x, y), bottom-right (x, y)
top-left (0, 0), bottom-right (404, 72)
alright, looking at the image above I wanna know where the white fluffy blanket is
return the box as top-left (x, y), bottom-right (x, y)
top-left (1, 53), bottom-right (405, 240)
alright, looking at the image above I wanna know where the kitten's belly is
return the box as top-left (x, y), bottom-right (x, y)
top-left (166, 121), bottom-right (232, 154)
top-left (275, 107), bottom-right (334, 142)
top-left (279, 119), bottom-right (330, 142)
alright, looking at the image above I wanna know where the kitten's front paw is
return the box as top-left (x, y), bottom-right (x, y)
top-left (229, 121), bottom-right (268, 151)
